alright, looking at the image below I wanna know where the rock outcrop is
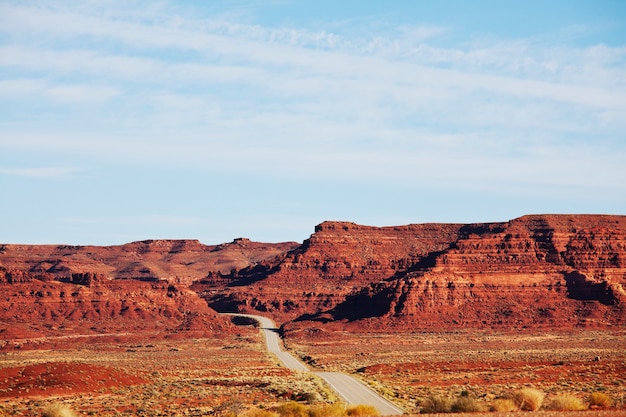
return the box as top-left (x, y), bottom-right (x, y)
top-left (287, 215), bottom-right (626, 331)
top-left (0, 238), bottom-right (298, 341)
top-left (0, 239), bottom-right (298, 284)
top-left (196, 221), bottom-right (466, 320)
top-left (2, 215), bottom-right (625, 337)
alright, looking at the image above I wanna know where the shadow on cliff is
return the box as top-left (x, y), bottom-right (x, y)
top-left (295, 284), bottom-right (396, 323)
top-left (564, 271), bottom-right (618, 306)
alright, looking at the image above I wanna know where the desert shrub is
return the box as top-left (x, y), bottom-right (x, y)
top-left (546, 394), bottom-right (586, 411)
top-left (344, 405), bottom-right (379, 417)
top-left (41, 404), bottom-right (77, 417)
top-left (451, 396), bottom-right (485, 413)
top-left (489, 398), bottom-right (518, 412)
top-left (242, 409), bottom-right (279, 417)
top-left (272, 402), bottom-right (309, 417)
top-left (588, 392), bottom-right (613, 408)
top-left (420, 395), bottom-right (452, 413)
top-left (513, 388), bottom-right (545, 411)
top-left (308, 403), bottom-right (345, 417)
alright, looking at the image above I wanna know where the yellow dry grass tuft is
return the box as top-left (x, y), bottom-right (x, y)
top-left (41, 403), bottom-right (77, 417)
top-left (308, 403), bottom-right (346, 417)
top-left (546, 394), bottom-right (587, 411)
top-left (272, 402), bottom-right (310, 417)
top-left (589, 392), bottom-right (613, 408)
top-left (513, 388), bottom-right (545, 411)
top-left (419, 395), bottom-right (452, 413)
top-left (344, 405), bottom-right (379, 417)
top-left (241, 409), bottom-right (279, 417)
top-left (489, 398), bottom-right (518, 412)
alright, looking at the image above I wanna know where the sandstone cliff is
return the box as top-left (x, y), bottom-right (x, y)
top-left (197, 221), bottom-right (465, 320)
top-left (0, 238), bottom-right (297, 341)
top-left (287, 215), bottom-right (626, 331)
top-left (0, 238), bottom-right (298, 284)
top-left (2, 215), bottom-right (624, 337)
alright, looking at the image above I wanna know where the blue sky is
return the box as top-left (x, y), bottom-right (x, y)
top-left (1, 1), bottom-right (625, 245)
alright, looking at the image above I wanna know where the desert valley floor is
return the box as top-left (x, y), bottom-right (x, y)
top-left (0, 324), bottom-right (625, 416)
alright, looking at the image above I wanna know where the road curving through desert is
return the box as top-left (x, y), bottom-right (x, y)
top-left (226, 313), bottom-right (404, 416)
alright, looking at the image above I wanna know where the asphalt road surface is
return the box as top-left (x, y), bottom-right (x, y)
top-left (227, 313), bottom-right (404, 415)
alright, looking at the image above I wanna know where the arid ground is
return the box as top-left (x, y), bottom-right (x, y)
top-left (1, 324), bottom-right (625, 416)
top-left (286, 327), bottom-right (626, 415)
top-left (0, 325), bottom-right (333, 417)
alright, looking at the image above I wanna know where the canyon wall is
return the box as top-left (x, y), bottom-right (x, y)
top-left (0, 238), bottom-right (297, 341)
top-left (287, 215), bottom-right (626, 332)
top-left (2, 214), bottom-right (625, 338)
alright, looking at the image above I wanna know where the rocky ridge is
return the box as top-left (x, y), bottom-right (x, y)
top-left (1, 215), bottom-right (625, 340)
top-left (286, 215), bottom-right (626, 332)
top-left (0, 238), bottom-right (297, 342)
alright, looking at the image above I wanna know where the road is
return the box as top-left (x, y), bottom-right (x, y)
top-left (227, 313), bottom-right (404, 415)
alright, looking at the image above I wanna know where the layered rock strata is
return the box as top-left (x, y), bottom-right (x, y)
top-left (291, 215), bottom-right (626, 331)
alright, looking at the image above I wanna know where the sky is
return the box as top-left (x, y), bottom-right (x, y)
top-left (1, 0), bottom-right (625, 246)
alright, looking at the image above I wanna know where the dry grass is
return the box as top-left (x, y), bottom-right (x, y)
top-left (489, 398), bottom-right (517, 412)
top-left (419, 395), bottom-right (452, 413)
top-left (589, 392), bottom-right (613, 408)
top-left (259, 402), bottom-right (376, 417)
top-left (41, 404), bottom-right (77, 417)
top-left (513, 388), bottom-right (545, 411)
top-left (545, 394), bottom-right (587, 411)
top-left (344, 405), bottom-right (379, 416)
top-left (451, 396), bottom-right (486, 413)
top-left (308, 403), bottom-right (346, 417)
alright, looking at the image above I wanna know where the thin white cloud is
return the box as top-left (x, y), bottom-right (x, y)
top-left (0, 1), bottom-right (624, 195)
top-left (0, 167), bottom-right (81, 179)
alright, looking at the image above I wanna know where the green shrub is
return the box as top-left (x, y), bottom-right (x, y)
top-left (546, 394), bottom-right (587, 411)
top-left (41, 404), bottom-right (77, 417)
top-left (420, 395), bottom-right (452, 413)
top-left (451, 396), bottom-right (485, 413)
top-left (513, 388), bottom-right (545, 411)
top-left (344, 405), bottom-right (379, 417)
top-left (489, 398), bottom-right (518, 412)
top-left (588, 392), bottom-right (613, 408)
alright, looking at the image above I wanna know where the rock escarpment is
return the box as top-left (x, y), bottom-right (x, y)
top-left (197, 222), bottom-right (466, 320)
top-left (2, 215), bottom-right (625, 336)
top-left (0, 238), bottom-right (298, 284)
top-left (290, 215), bottom-right (626, 331)
top-left (0, 238), bottom-right (297, 341)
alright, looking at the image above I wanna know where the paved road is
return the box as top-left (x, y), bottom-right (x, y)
top-left (226, 313), bottom-right (404, 415)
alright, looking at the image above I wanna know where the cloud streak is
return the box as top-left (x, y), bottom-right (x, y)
top-left (0, 166), bottom-right (81, 179)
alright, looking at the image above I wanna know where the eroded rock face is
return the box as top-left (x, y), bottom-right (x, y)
top-left (197, 221), bottom-right (466, 321)
top-left (0, 239), bottom-right (297, 341)
top-left (2, 215), bottom-right (625, 336)
top-left (290, 215), bottom-right (626, 331)
top-left (0, 278), bottom-right (232, 344)
top-left (0, 239), bottom-right (298, 284)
